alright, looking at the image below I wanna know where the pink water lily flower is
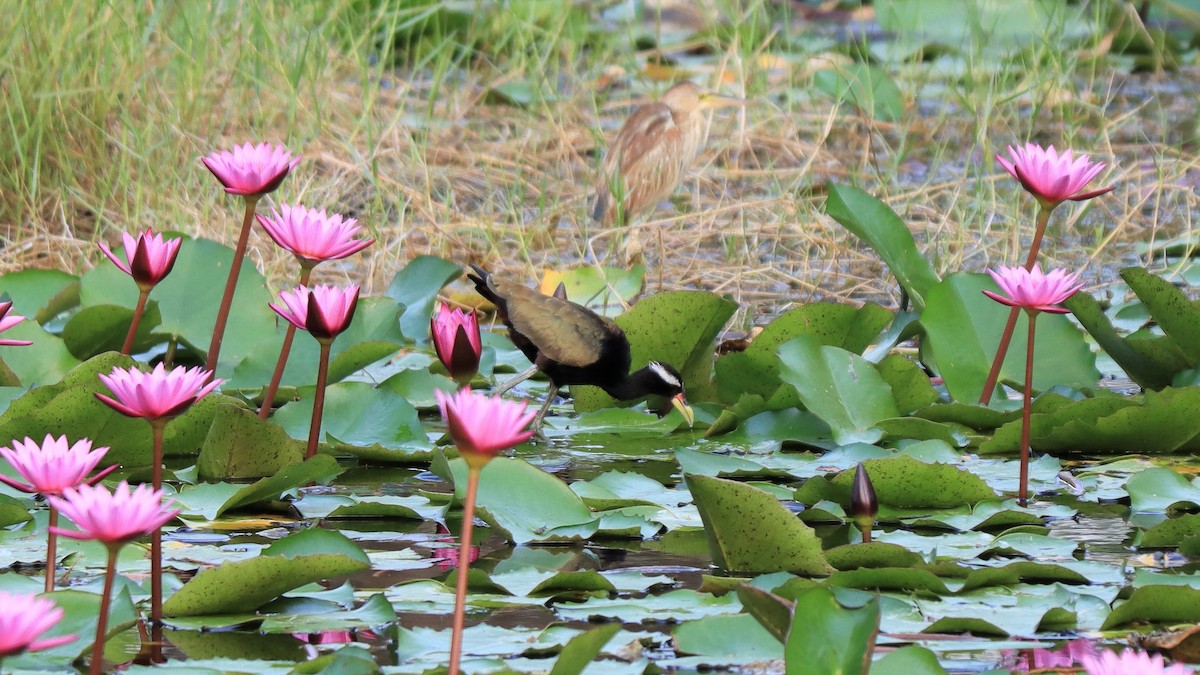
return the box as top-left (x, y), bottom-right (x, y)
top-left (256, 205), bottom-right (374, 265)
top-left (983, 265), bottom-right (1083, 314)
top-left (95, 363), bottom-right (221, 421)
top-left (98, 229), bottom-right (182, 291)
top-left (431, 304), bottom-right (482, 386)
top-left (435, 388), bottom-right (535, 466)
top-left (270, 284), bottom-right (359, 341)
top-left (0, 435), bottom-right (115, 495)
top-left (48, 482), bottom-right (179, 547)
top-left (201, 141), bottom-right (300, 196)
top-left (0, 301), bottom-right (32, 346)
top-left (997, 143), bottom-right (1115, 209)
top-left (1080, 648), bottom-right (1191, 675)
top-left (0, 593), bottom-right (74, 658)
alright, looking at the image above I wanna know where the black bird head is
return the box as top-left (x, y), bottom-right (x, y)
top-left (630, 361), bottom-right (693, 426)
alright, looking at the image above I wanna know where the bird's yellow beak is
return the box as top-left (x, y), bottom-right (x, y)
top-left (671, 393), bottom-right (695, 428)
top-left (699, 93), bottom-right (750, 110)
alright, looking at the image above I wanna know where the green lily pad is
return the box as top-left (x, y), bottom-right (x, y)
top-left (870, 646), bottom-right (948, 675)
top-left (548, 624), bottom-right (623, 675)
top-left (829, 567), bottom-right (951, 595)
top-left (0, 320), bottom-right (80, 389)
top-left (736, 584), bottom-right (794, 643)
top-left (779, 336), bottom-right (899, 446)
top-left (0, 268), bottom-right (79, 321)
top-left (197, 403), bottom-right (305, 480)
top-left (684, 473), bottom-right (831, 575)
top-left (958, 562), bottom-right (1089, 592)
top-left (1125, 467), bottom-right (1200, 512)
top-left (0, 352), bottom-right (226, 467)
top-left (1102, 585), bottom-right (1200, 629)
top-left (573, 290), bottom-right (736, 410)
top-left (673, 613), bottom-right (783, 661)
top-left (444, 455), bottom-right (598, 543)
top-left (273, 381), bottom-right (425, 453)
top-left (715, 302), bottom-right (892, 405)
top-left (786, 586), bottom-right (879, 675)
top-left (163, 529), bottom-right (370, 616)
top-left (876, 353), bottom-right (940, 415)
top-left (385, 255), bottom-right (465, 342)
top-left (61, 302), bottom-right (165, 360)
top-left (823, 184), bottom-right (940, 309)
top-left (920, 272), bottom-right (1097, 403)
top-left (259, 593), bottom-right (396, 633)
top-left (981, 388), bottom-right (1200, 455)
top-left (1141, 513), bottom-right (1200, 547)
top-left (798, 456), bottom-right (996, 509)
top-left (825, 543), bottom-right (924, 570)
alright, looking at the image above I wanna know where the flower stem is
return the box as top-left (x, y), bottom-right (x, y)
top-left (861, 524), bottom-right (871, 544)
top-left (150, 421), bottom-right (165, 628)
top-left (90, 546), bottom-right (119, 675)
top-left (259, 266), bottom-right (313, 419)
top-left (164, 339), bottom-right (177, 368)
top-left (305, 341), bottom-right (332, 460)
top-left (205, 195), bottom-right (260, 374)
top-left (45, 505), bottom-right (58, 593)
top-left (978, 206), bottom-right (1052, 404)
top-left (1019, 312), bottom-right (1038, 507)
top-left (122, 289), bottom-right (150, 355)
top-left (448, 466), bottom-right (481, 675)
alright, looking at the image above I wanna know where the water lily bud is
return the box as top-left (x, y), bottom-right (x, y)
top-left (849, 463), bottom-right (878, 543)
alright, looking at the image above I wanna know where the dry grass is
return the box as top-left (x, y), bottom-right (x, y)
top-left (3, 0), bottom-right (1198, 328)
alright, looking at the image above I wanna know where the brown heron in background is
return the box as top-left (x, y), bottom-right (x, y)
top-left (468, 266), bottom-right (694, 435)
top-left (592, 81), bottom-right (748, 227)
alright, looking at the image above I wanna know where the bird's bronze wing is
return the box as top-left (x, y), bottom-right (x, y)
top-left (492, 280), bottom-right (615, 367)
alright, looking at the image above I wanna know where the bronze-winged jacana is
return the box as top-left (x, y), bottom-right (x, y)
top-left (592, 81), bottom-right (747, 227)
top-left (468, 265), bottom-right (694, 434)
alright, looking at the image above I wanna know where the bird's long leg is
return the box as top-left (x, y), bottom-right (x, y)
top-left (529, 385), bottom-right (559, 438)
top-left (493, 364), bottom-right (539, 397)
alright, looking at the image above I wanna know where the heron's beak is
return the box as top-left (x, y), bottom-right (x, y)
top-left (700, 93), bottom-right (750, 110)
top-left (671, 393), bottom-right (695, 428)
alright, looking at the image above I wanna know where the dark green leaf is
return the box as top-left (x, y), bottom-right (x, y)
top-left (685, 473), bottom-right (831, 575)
top-left (823, 185), bottom-right (939, 309)
top-left (785, 586), bottom-right (879, 675)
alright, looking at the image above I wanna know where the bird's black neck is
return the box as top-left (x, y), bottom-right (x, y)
top-left (602, 365), bottom-right (671, 401)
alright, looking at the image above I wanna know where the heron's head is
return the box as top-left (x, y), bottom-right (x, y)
top-left (662, 82), bottom-right (748, 115)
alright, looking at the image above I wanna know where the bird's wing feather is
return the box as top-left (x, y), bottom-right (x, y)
top-left (492, 280), bottom-right (616, 367)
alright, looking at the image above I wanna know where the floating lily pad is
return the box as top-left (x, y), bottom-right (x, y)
top-left (920, 272), bottom-right (1097, 403)
top-left (779, 336), bottom-right (899, 446)
top-left (825, 543), bottom-right (924, 570)
top-left (163, 529), bottom-right (370, 617)
top-left (444, 455), bottom-right (598, 543)
top-left (981, 388), bottom-right (1200, 455)
top-left (1141, 514), bottom-right (1200, 547)
top-left (1102, 585), bottom-right (1200, 629)
top-left (273, 381), bottom-right (426, 454)
top-left (197, 403), bottom-right (305, 480)
top-left (715, 302), bottom-right (892, 405)
top-left (685, 473), bottom-right (831, 575)
top-left (1125, 468), bottom-right (1200, 513)
top-left (673, 613), bottom-right (783, 661)
top-left (786, 586), bottom-right (879, 674)
top-left (797, 456), bottom-right (996, 509)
